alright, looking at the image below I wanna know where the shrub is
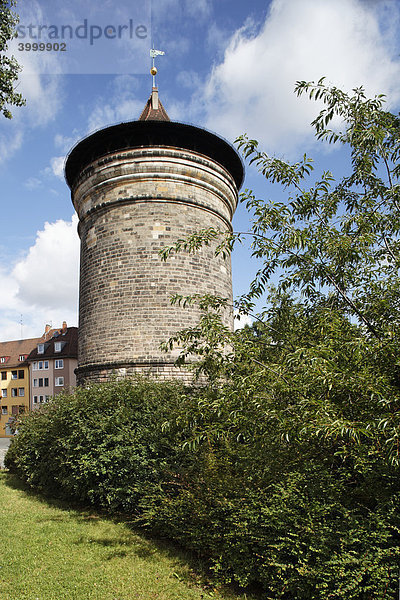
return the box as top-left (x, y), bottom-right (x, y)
top-left (5, 378), bottom-right (194, 511)
top-left (6, 377), bottom-right (400, 598)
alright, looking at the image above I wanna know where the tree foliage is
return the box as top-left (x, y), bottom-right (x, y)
top-left (158, 79), bottom-right (400, 596)
top-left (6, 81), bottom-right (400, 598)
top-left (0, 0), bottom-right (25, 118)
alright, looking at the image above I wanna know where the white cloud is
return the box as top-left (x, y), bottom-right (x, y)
top-left (0, 129), bottom-right (23, 164)
top-left (185, 0), bottom-right (212, 21)
top-left (50, 156), bottom-right (65, 179)
top-left (202, 0), bottom-right (400, 155)
top-left (0, 1), bottom-right (64, 166)
top-left (19, 72), bottom-right (63, 127)
top-left (176, 70), bottom-right (202, 90)
top-left (0, 216), bottom-right (79, 341)
top-left (87, 76), bottom-right (144, 132)
top-left (24, 177), bottom-right (42, 190)
top-left (54, 131), bottom-right (81, 153)
top-left (0, 70), bottom-right (63, 165)
top-left (234, 312), bottom-right (253, 330)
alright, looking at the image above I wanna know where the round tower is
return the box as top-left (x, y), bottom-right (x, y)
top-left (65, 87), bottom-right (243, 384)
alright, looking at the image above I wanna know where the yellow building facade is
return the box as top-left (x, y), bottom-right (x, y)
top-left (0, 338), bottom-right (41, 437)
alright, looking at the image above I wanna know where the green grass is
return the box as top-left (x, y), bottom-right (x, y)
top-left (0, 472), bottom-right (255, 600)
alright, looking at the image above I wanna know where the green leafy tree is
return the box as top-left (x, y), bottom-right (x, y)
top-left (0, 0), bottom-right (25, 118)
top-left (159, 80), bottom-right (400, 596)
top-left (7, 81), bottom-right (400, 598)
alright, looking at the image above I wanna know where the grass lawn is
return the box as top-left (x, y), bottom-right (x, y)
top-left (0, 472), bottom-right (255, 600)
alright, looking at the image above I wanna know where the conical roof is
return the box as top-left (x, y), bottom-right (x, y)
top-left (139, 87), bottom-right (170, 121)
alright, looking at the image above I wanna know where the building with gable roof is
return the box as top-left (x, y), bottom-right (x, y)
top-left (0, 322), bottom-right (78, 437)
top-left (0, 336), bottom-right (41, 436)
top-left (26, 322), bottom-right (78, 410)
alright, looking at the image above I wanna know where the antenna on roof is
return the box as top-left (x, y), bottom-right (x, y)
top-left (150, 46), bottom-right (165, 87)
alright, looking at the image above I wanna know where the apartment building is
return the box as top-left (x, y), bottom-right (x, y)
top-left (26, 323), bottom-right (78, 410)
top-left (0, 337), bottom-right (42, 437)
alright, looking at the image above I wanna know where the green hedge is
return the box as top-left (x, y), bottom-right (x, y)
top-left (5, 378), bottom-right (400, 598)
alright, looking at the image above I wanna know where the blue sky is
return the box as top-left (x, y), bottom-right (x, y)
top-left (0, 0), bottom-right (400, 341)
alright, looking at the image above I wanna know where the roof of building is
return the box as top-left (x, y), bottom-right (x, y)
top-left (139, 87), bottom-right (170, 122)
top-left (0, 337), bottom-right (43, 369)
top-left (26, 326), bottom-right (78, 362)
top-left (65, 89), bottom-right (244, 191)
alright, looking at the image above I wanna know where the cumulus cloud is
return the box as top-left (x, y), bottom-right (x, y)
top-left (0, 216), bottom-right (79, 341)
top-left (0, 1), bottom-right (64, 166)
top-left (202, 0), bottom-right (400, 154)
top-left (49, 156), bottom-right (65, 179)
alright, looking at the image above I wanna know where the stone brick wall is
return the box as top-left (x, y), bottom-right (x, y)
top-left (70, 145), bottom-right (239, 383)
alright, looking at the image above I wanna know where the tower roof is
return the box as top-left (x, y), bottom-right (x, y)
top-left (139, 87), bottom-right (170, 122)
top-left (65, 91), bottom-right (244, 190)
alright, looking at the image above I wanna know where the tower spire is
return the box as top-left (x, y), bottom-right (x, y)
top-left (139, 47), bottom-right (170, 121)
top-left (150, 47), bottom-right (165, 87)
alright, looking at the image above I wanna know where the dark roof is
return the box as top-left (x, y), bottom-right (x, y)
top-left (0, 338), bottom-right (43, 369)
top-left (26, 327), bottom-right (78, 361)
top-left (65, 120), bottom-right (244, 191)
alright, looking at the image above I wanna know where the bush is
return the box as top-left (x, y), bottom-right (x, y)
top-left (5, 378), bottom-right (194, 511)
top-left (6, 377), bottom-right (400, 598)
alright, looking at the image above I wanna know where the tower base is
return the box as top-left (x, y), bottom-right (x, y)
top-left (75, 360), bottom-right (197, 386)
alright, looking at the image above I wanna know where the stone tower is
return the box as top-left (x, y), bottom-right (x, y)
top-left (65, 87), bottom-right (243, 384)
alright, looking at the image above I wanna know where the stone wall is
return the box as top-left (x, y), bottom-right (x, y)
top-left (70, 146), bottom-right (238, 384)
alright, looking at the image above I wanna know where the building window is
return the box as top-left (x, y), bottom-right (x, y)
top-left (1, 389), bottom-right (7, 398)
top-left (35, 360), bottom-right (49, 370)
top-left (18, 370), bottom-right (24, 379)
top-left (18, 388), bottom-right (24, 397)
top-left (55, 359), bottom-right (64, 369)
top-left (33, 379), bottom-right (38, 387)
top-left (33, 396), bottom-right (38, 404)
top-left (1, 372), bottom-right (6, 380)
top-left (37, 344), bottom-right (45, 354)
top-left (19, 355), bottom-right (26, 362)
top-left (45, 395), bottom-right (50, 402)
top-left (54, 342), bottom-right (62, 352)
top-left (11, 389), bottom-right (18, 397)
top-left (55, 377), bottom-right (64, 386)
top-left (39, 395), bottom-right (44, 403)
top-left (11, 371), bottom-right (17, 379)
top-left (1, 406), bottom-right (7, 415)
top-left (0, 357), bottom-right (6, 364)
top-left (44, 378), bottom-right (49, 387)
top-left (38, 378), bottom-right (43, 387)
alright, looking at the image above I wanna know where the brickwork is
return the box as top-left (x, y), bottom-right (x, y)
top-left (68, 131), bottom-right (242, 384)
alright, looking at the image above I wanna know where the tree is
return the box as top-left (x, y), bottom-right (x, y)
top-left (159, 80), bottom-right (400, 597)
top-left (0, 0), bottom-right (25, 118)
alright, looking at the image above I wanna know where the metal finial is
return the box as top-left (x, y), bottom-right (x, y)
top-left (150, 47), bottom-right (165, 87)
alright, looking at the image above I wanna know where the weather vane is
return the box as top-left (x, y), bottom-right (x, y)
top-left (150, 47), bottom-right (165, 87)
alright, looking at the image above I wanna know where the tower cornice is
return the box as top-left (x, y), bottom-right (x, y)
top-left (65, 120), bottom-right (244, 191)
